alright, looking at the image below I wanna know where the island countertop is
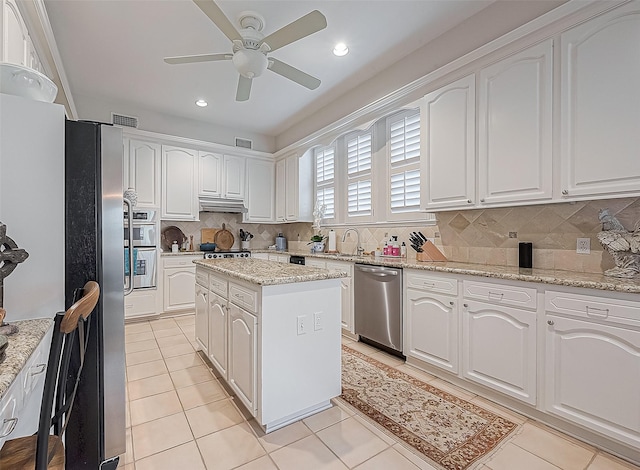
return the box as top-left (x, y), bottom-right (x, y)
top-left (193, 258), bottom-right (347, 286)
top-left (0, 318), bottom-right (53, 399)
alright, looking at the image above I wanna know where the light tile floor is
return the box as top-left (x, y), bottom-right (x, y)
top-left (121, 315), bottom-right (640, 470)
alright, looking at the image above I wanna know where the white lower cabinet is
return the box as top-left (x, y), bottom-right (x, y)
top-left (462, 299), bottom-right (537, 405)
top-left (306, 258), bottom-right (354, 333)
top-left (406, 289), bottom-right (459, 373)
top-left (163, 255), bottom-right (199, 313)
top-left (228, 303), bottom-right (258, 415)
top-left (124, 289), bottom-right (158, 319)
top-left (545, 290), bottom-right (640, 448)
top-left (208, 291), bottom-right (228, 379)
top-left (194, 282), bottom-right (208, 355)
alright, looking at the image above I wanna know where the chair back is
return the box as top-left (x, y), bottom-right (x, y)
top-left (36, 281), bottom-right (100, 469)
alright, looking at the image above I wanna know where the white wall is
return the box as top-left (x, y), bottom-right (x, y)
top-left (0, 93), bottom-right (65, 320)
top-left (74, 93), bottom-right (276, 153)
top-left (275, 0), bottom-right (567, 150)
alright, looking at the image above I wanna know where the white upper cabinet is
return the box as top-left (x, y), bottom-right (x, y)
top-left (422, 74), bottom-right (476, 210)
top-left (560, 3), bottom-right (640, 199)
top-left (198, 151), bottom-right (222, 198)
top-left (3, 0), bottom-right (28, 65)
top-left (161, 145), bottom-right (198, 220)
top-left (199, 152), bottom-right (245, 200)
top-left (478, 40), bottom-right (553, 205)
top-left (275, 153), bottom-right (313, 223)
top-left (244, 158), bottom-right (275, 223)
top-left (126, 139), bottom-right (161, 208)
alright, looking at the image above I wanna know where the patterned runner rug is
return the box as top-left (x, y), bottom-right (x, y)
top-left (340, 345), bottom-right (519, 470)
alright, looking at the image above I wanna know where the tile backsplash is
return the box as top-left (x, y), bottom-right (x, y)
top-left (162, 197), bottom-right (639, 274)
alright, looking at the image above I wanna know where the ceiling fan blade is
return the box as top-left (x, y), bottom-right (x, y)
top-left (236, 75), bottom-right (252, 101)
top-left (260, 10), bottom-right (327, 52)
top-left (164, 53), bottom-right (231, 65)
top-left (193, 0), bottom-right (242, 43)
top-left (268, 58), bottom-right (321, 90)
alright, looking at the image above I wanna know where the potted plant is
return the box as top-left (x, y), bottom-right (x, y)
top-left (308, 232), bottom-right (326, 253)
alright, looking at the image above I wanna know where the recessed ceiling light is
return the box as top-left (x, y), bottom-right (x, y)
top-left (333, 43), bottom-right (349, 57)
top-left (195, 99), bottom-right (208, 107)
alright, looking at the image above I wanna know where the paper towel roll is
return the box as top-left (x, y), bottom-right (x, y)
top-left (328, 229), bottom-right (337, 252)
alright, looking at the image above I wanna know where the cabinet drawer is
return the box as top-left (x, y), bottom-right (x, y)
top-left (546, 290), bottom-right (640, 327)
top-left (406, 271), bottom-right (458, 296)
top-left (229, 282), bottom-right (258, 313)
top-left (209, 274), bottom-right (228, 297)
top-left (125, 291), bottom-right (157, 317)
top-left (305, 259), bottom-right (326, 269)
top-left (464, 280), bottom-right (536, 310)
top-left (325, 261), bottom-right (353, 276)
top-left (195, 268), bottom-right (209, 287)
top-left (0, 380), bottom-right (22, 446)
top-left (163, 256), bottom-right (199, 268)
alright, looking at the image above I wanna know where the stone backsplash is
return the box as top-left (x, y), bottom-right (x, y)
top-left (162, 197), bottom-right (639, 274)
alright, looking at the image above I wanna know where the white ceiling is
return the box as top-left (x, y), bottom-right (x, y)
top-left (43, 0), bottom-right (497, 138)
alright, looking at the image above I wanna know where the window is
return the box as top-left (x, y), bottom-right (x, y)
top-left (388, 111), bottom-right (420, 215)
top-left (314, 146), bottom-right (335, 219)
top-left (346, 132), bottom-right (373, 218)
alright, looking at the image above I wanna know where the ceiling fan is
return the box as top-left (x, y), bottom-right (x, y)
top-left (164, 0), bottom-right (327, 101)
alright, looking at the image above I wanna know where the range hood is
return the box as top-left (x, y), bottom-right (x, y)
top-left (199, 197), bottom-right (247, 213)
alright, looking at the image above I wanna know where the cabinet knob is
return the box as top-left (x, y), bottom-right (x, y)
top-left (480, 198), bottom-right (485, 203)
top-left (562, 190), bottom-right (568, 195)
top-left (467, 199), bottom-right (472, 204)
top-left (547, 320), bottom-right (554, 326)
top-left (449, 301), bottom-right (454, 306)
top-left (463, 303), bottom-right (468, 308)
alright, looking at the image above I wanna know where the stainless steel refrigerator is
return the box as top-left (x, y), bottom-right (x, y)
top-left (64, 120), bottom-right (126, 469)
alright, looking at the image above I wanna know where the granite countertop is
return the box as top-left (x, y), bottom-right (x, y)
top-left (161, 251), bottom-right (204, 257)
top-left (0, 318), bottom-right (53, 399)
top-left (253, 250), bottom-right (640, 294)
top-left (194, 258), bottom-right (347, 286)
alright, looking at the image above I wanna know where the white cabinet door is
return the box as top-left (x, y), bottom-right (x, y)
top-left (161, 146), bottom-right (198, 220)
top-left (163, 267), bottom-right (196, 312)
top-left (199, 151), bottom-right (222, 197)
top-left (339, 277), bottom-right (353, 332)
top-left (422, 74), bottom-right (476, 210)
top-left (228, 303), bottom-right (257, 415)
top-left (284, 155), bottom-right (299, 221)
top-left (275, 159), bottom-right (286, 222)
top-left (208, 291), bottom-right (228, 379)
top-left (405, 289), bottom-right (458, 373)
top-left (545, 315), bottom-right (640, 448)
top-left (560, 3), bottom-right (640, 199)
top-left (124, 289), bottom-right (157, 319)
top-left (195, 283), bottom-right (208, 354)
top-left (478, 40), bottom-right (553, 205)
top-left (128, 139), bottom-right (161, 208)
top-left (3, 0), bottom-right (28, 65)
top-left (462, 300), bottom-right (536, 405)
top-left (223, 155), bottom-right (245, 200)
top-left (244, 159), bottom-right (274, 223)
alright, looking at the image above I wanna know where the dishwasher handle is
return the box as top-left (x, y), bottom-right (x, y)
top-left (356, 265), bottom-right (399, 275)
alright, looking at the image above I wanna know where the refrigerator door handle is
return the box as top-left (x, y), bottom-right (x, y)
top-left (124, 198), bottom-right (134, 296)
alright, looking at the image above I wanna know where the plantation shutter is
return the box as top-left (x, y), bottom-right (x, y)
top-left (347, 132), bottom-right (372, 217)
top-left (389, 112), bottom-right (420, 213)
top-left (314, 146), bottom-right (335, 218)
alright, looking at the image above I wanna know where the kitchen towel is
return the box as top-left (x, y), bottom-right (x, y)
top-left (124, 248), bottom-right (138, 276)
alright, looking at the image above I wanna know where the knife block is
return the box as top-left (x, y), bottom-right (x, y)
top-left (416, 241), bottom-right (447, 262)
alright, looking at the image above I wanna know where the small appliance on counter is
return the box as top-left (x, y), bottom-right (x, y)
top-left (275, 233), bottom-right (287, 251)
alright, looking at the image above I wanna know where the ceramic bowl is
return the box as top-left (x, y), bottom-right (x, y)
top-left (0, 62), bottom-right (58, 103)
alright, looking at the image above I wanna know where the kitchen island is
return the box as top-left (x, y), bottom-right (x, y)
top-left (193, 258), bottom-right (345, 433)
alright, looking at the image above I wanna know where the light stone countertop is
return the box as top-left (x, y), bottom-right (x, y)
top-left (254, 250), bottom-right (640, 294)
top-left (161, 251), bottom-right (204, 257)
top-left (0, 318), bottom-right (53, 399)
top-left (193, 258), bottom-right (347, 286)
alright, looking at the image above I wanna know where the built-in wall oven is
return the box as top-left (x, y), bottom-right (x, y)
top-left (124, 210), bottom-right (157, 290)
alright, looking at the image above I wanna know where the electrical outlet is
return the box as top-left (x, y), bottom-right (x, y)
top-left (313, 312), bottom-right (323, 331)
top-left (576, 238), bottom-right (591, 254)
top-left (509, 231), bottom-right (518, 238)
top-left (297, 315), bottom-right (307, 335)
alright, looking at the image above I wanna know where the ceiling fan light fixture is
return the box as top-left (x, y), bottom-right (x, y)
top-left (333, 42), bottom-right (349, 57)
top-left (195, 99), bottom-right (208, 107)
top-left (232, 48), bottom-right (268, 79)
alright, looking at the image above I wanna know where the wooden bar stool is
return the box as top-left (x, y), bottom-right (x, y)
top-left (0, 281), bottom-right (100, 469)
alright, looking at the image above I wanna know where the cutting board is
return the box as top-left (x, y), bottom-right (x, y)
top-left (201, 228), bottom-right (218, 244)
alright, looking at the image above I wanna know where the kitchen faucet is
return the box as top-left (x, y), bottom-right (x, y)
top-left (342, 228), bottom-right (364, 256)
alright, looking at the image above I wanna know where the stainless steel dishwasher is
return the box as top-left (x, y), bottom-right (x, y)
top-left (354, 264), bottom-right (403, 354)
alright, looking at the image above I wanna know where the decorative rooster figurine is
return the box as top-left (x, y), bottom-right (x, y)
top-left (596, 209), bottom-right (640, 278)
